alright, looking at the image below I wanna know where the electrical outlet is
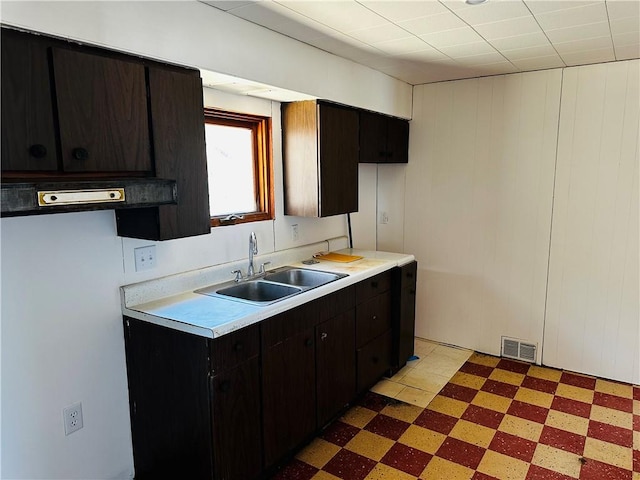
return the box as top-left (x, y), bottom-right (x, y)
top-left (134, 245), bottom-right (156, 271)
top-left (291, 224), bottom-right (299, 242)
top-left (63, 402), bottom-right (83, 436)
top-left (380, 212), bottom-right (389, 224)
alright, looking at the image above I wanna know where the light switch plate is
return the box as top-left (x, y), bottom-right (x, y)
top-left (134, 245), bottom-right (156, 271)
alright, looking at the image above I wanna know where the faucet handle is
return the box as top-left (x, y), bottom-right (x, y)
top-left (231, 269), bottom-right (244, 282)
top-left (259, 261), bottom-right (271, 274)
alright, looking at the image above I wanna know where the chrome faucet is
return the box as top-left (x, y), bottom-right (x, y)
top-left (247, 232), bottom-right (258, 277)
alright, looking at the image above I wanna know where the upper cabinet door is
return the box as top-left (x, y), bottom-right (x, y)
top-left (52, 48), bottom-right (152, 173)
top-left (386, 116), bottom-right (409, 164)
top-left (1, 29), bottom-right (58, 171)
top-left (359, 111), bottom-right (387, 163)
top-left (318, 103), bottom-right (359, 217)
top-left (147, 67), bottom-right (210, 240)
top-left (359, 111), bottom-right (409, 164)
top-left (282, 100), bottom-right (359, 218)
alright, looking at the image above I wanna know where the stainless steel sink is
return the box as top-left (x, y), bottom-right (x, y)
top-left (263, 268), bottom-right (344, 288)
top-left (195, 267), bottom-right (348, 306)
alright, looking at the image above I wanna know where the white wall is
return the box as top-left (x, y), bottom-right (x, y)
top-left (543, 60), bottom-right (639, 384)
top-left (405, 71), bottom-right (562, 363)
top-left (0, 5), bottom-right (401, 474)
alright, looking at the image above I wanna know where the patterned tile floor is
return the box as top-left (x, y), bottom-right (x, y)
top-left (270, 339), bottom-right (640, 480)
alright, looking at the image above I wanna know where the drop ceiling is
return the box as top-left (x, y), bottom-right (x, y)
top-left (201, 0), bottom-right (639, 85)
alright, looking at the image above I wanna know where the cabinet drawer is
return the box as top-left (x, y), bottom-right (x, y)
top-left (262, 301), bottom-right (320, 348)
top-left (356, 291), bottom-right (391, 347)
top-left (211, 323), bottom-right (260, 374)
top-left (356, 270), bottom-right (391, 303)
top-left (357, 330), bottom-right (392, 393)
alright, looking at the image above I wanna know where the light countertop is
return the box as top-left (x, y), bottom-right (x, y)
top-left (121, 248), bottom-right (414, 338)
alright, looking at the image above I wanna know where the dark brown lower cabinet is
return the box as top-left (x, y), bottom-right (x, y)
top-left (211, 357), bottom-right (262, 480)
top-left (124, 263), bottom-right (417, 479)
top-left (392, 261), bottom-right (418, 372)
top-left (123, 317), bottom-right (261, 480)
top-left (316, 309), bottom-right (356, 428)
top-left (262, 326), bottom-right (316, 469)
top-left (357, 330), bottom-right (392, 392)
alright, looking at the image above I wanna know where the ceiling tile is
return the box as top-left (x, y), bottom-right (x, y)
top-left (444, 0), bottom-right (532, 25)
top-left (454, 51), bottom-right (508, 66)
top-left (554, 35), bottom-right (613, 54)
top-left (560, 46), bottom-right (615, 65)
top-left (420, 26), bottom-right (485, 48)
top-left (358, 0), bottom-right (449, 22)
top-left (511, 54), bottom-right (566, 69)
top-left (373, 35), bottom-right (433, 55)
top-left (606, 0), bottom-right (640, 20)
top-left (501, 44), bottom-right (559, 60)
top-left (438, 41), bottom-right (499, 57)
top-left (475, 62), bottom-right (520, 75)
top-left (397, 12), bottom-right (468, 36)
top-left (524, 1), bottom-right (600, 15)
top-left (610, 16), bottom-right (640, 35)
top-left (614, 43), bottom-right (640, 60)
top-left (613, 31), bottom-right (640, 47)
top-left (347, 23), bottom-right (413, 44)
top-left (489, 31), bottom-right (552, 50)
top-left (533, 2), bottom-right (608, 30)
top-left (275, 1), bottom-right (387, 31)
top-left (200, 0), bottom-right (256, 12)
top-left (398, 47), bottom-right (452, 63)
top-left (473, 16), bottom-right (543, 40)
top-left (544, 21), bottom-right (612, 43)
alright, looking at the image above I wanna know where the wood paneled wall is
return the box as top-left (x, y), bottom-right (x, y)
top-left (406, 70), bottom-right (562, 362)
top-left (543, 60), bottom-right (639, 383)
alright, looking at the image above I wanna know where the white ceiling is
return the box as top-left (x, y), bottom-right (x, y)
top-left (201, 0), bottom-right (640, 85)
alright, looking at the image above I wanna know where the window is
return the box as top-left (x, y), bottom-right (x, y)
top-left (204, 108), bottom-right (274, 227)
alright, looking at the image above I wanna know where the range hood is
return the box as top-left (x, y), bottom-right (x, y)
top-left (1, 177), bottom-right (177, 217)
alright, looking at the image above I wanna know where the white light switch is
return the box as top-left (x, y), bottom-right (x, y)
top-left (134, 245), bottom-right (156, 271)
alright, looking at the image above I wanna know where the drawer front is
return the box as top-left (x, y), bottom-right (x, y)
top-left (356, 291), bottom-right (391, 347)
top-left (357, 330), bottom-right (392, 393)
top-left (356, 270), bottom-right (392, 303)
top-left (211, 323), bottom-right (260, 374)
top-left (262, 300), bottom-right (320, 349)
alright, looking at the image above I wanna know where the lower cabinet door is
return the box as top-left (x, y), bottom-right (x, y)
top-left (316, 309), bottom-right (356, 428)
top-left (211, 357), bottom-right (262, 480)
top-left (357, 330), bottom-right (392, 393)
top-left (262, 329), bottom-right (316, 468)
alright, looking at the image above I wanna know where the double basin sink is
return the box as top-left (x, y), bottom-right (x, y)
top-left (195, 266), bottom-right (348, 305)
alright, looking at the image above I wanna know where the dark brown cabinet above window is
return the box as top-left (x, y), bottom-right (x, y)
top-left (282, 100), bottom-right (359, 217)
top-left (359, 110), bottom-right (409, 164)
top-left (1, 27), bottom-right (210, 240)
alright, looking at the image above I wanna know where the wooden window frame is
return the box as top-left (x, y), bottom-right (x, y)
top-left (204, 108), bottom-right (274, 227)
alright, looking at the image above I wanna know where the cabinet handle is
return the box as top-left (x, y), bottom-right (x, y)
top-left (305, 338), bottom-right (313, 347)
top-left (219, 381), bottom-right (231, 393)
top-left (320, 332), bottom-right (328, 341)
top-left (233, 342), bottom-right (244, 352)
top-left (72, 147), bottom-right (89, 161)
top-left (29, 144), bottom-right (47, 159)
top-left (372, 315), bottom-right (377, 321)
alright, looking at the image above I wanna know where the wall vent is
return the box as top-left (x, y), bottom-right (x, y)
top-left (501, 337), bottom-right (537, 363)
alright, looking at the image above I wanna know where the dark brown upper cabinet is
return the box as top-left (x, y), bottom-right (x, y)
top-left (1, 28), bottom-right (210, 240)
top-left (1, 29), bottom-right (58, 172)
top-left (359, 110), bottom-right (409, 164)
top-left (282, 100), bottom-right (359, 217)
top-left (52, 47), bottom-right (152, 173)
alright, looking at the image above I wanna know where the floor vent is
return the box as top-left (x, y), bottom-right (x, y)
top-left (501, 337), bottom-right (537, 363)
